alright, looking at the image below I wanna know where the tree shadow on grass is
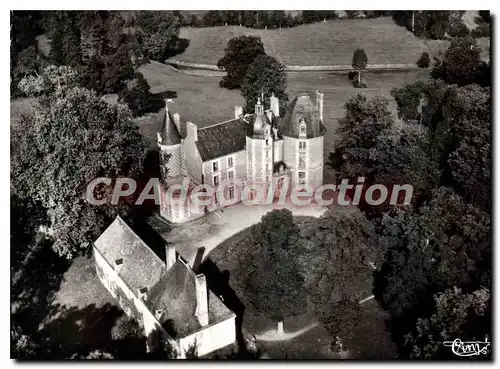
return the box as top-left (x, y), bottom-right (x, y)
top-left (17, 303), bottom-right (148, 360)
top-left (11, 239), bottom-right (71, 336)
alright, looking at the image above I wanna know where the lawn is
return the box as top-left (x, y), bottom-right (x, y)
top-left (177, 17), bottom-right (490, 66)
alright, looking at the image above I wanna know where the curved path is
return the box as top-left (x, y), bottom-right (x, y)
top-left (255, 322), bottom-right (319, 342)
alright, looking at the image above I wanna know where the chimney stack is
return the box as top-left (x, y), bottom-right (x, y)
top-left (166, 244), bottom-right (176, 270)
top-left (270, 93), bottom-right (280, 117)
top-left (186, 121), bottom-right (198, 142)
top-left (194, 274), bottom-right (209, 326)
top-left (234, 105), bottom-right (243, 119)
top-left (316, 90), bottom-right (324, 122)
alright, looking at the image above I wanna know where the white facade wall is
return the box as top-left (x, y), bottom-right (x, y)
top-left (178, 315), bottom-right (236, 358)
top-left (282, 135), bottom-right (323, 189)
top-left (306, 136), bottom-right (324, 189)
top-left (273, 139), bottom-right (283, 163)
top-left (246, 137), bottom-right (273, 184)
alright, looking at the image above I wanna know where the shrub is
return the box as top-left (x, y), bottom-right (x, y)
top-left (448, 22), bottom-right (470, 38)
top-left (417, 52), bottom-right (431, 68)
top-left (353, 79), bottom-right (367, 88)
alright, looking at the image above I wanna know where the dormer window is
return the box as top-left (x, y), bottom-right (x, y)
top-left (138, 287), bottom-right (148, 299)
top-left (155, 309), bottom-right (163, 320)
top-left (114, 258), bottom-right (124, 272)
top-left (255, 97), bottom-right (264, 115)
top-left (299, 121), bottom-right (307, 135)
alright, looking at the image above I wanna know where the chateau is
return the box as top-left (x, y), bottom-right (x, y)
top-left (158, 91), bottom-right (326, 223)
top-left (92, 91), bottom-right (327, 358)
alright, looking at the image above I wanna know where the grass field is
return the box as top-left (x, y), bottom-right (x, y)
top-left (177, 17), bottom-right (489, 66)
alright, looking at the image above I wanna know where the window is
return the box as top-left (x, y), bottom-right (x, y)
top-left (299, 157), bottom-right (306, 168)
top-left (298, 171), bottom-right (306, 184)
top-left (300, 122), bottom-right (307, 135)
top-left (299, 141), bottom-right (306, 149)
top-left (213, 161), bottom-right (219, 172)
top-left (228, 157), bottom-right (234, 167)
top-left (213, 175), bottom-right (219, 186)
top-left (266, 150), bottom-right (269, 158)
top-left (266, 163), bottom-right (269, 172)
top-left (229, 186), bottom-right (235, 199)
top-left (228, 170), bottom-right (234, 180)
top-left (266, 139), bottom-right (269, 145)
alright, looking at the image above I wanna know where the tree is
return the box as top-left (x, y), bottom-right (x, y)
top-left (334, 95), bottom-right (394, 180)
top-left (371, 125), bottom-right (441, 212)
top-left (269, 10), bottom-right (286, 28)
top-left (202, 10), bottom-right (223, 26)
top-left (405, 287), bottom-right (491, 359)
top-left (417, 52), bottom-right (430, 68)
top-left (102, 40), bottom-right (135, 93)
top-left (301, 212), bottom-right (375, 308)
top-left (391, 81), bottom-right (426, 123)
top-left (444, 84), bottom-right (491, 210)
top-left (118, 72), bottom-right (163, 117)
top-left (49, 11), bottom-right (83, 67)
top-left (217, 36), bottom-right (266, 89)
top-left (432, 36), bottom-right (484, 86)
top-left (373, 187), bottom-right (491, 353)
top-left (134, 11), bottom-right (180, 61)
top-left (12, 66), bottom-right (148, 258)
top-left (241, 55), bottom-right (288, 113)
top-left (351, 48), bottom-right (368, 86)
top-left (245, 210), bottom-right (308, 320)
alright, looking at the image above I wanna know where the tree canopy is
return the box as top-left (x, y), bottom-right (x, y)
top-left (217, 36), bottom-right (266, 89)
top-left (240, 54), bottom-right (288, 113)
top-left (12, 66), bottom-right (149, 258)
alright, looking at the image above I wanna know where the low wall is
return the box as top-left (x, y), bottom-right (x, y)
top-left (165, 59), bottom-right (419, 73)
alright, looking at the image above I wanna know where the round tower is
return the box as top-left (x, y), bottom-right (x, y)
top-left (245, 97), bottom-right (274, 197)
top-left (157, 101), bottom-right (182, 182)
top-left (281, 92), bottom-right (325, 190)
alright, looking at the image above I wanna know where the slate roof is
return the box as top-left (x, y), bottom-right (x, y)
top-left (246, 112), bottom-right (272, 138)
top-left (94, 216), bottom-right (167, 292)
top-left (196, 118), bottom-right (248, 161)
top-left (280, 94), bottom-right (326, 139)
top-left (146, 258), bottom-right (234, 338)
top-left (94, 216), bottom-right (234, 339)
top-left (160, 109), bottom-right (182, 146)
